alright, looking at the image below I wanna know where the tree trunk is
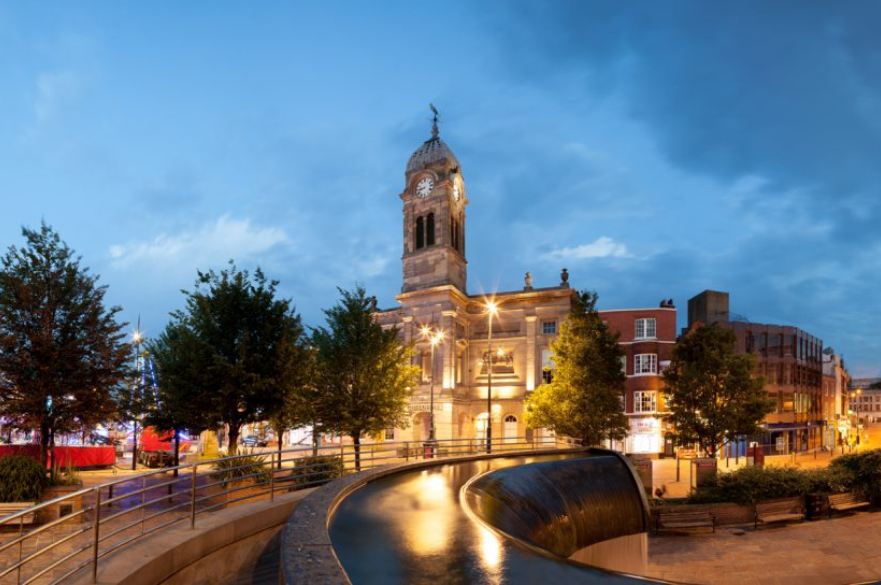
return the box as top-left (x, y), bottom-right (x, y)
top-left (131, 421), bottom-right (138, 470)
top-left (274, 423), bottom-right (283, 470)
top-left (311, 422), bottom-right (319, 457)
top-left (39, 421), bottom-right (50, 471)
top-left (228, 424), bottom-right (240, 456)
top-left (353, 431), bottom-right (361, 472)
top-left (173, 430), bottom-right (180, 478)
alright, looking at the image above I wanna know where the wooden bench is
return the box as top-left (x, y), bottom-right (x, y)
top-left (827, 492), bottom-right (870, 517)
top-left (656, 509), bottom-right (715, 534)
top-left (0, 503), bottom-right (37, 528)
top-left (754, 498), bottom-right (804, 529)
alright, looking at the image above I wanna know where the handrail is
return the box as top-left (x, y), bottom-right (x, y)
top-left (0, 435), bottom-right (571, 584)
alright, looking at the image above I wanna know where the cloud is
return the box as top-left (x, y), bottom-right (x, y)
top-left (108, 215), bottom-right (288, 269)
top-left (34, 70), bottom-right (83, 124)
top-left (542, 236), bottom-right (630, 261)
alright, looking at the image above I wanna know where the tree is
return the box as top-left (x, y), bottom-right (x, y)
top-left (145, 323), bottom-right (215, 473)
top-left (169, 262), bottom-right (303, 455)
top-left (525, 290), bottom-right (628, 446)
top-left (663, 323), bottom-right (774, 457)
top-left (312, 287), bottom-right (419, 470)
top-left (267, 341), bottom-right (321, 465)
top-left (0, 223), bottom-right (129, 468)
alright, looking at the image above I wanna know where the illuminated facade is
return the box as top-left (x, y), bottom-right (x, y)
top-left (375, 117), bottom-right (574, 443)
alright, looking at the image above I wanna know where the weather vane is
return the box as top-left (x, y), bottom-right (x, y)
top-left (429, 103), bottom-right (439, 139)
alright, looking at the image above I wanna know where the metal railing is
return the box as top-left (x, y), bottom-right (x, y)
top-left (0, 435), bottom-right (575, 584)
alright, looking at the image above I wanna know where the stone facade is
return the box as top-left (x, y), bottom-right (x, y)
top-left (376, 120), bottom-right (575, 443)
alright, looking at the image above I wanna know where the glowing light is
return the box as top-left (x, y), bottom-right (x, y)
top-left (478, 524), bottom-right (503, 572)
top-left (485, 299), bottom-right (499, 315)
top-left (132, 330), bottom-right (143, 344)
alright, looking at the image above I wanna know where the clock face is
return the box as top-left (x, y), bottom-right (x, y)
top-left (416, 177), bottom-right (434, 198)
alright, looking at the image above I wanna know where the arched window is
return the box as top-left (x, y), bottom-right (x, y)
top-left (415, 216), bottom-right (424, 249)
top-left (458, 211), bottom-right (465, 254)
top-left (426, 213), bottom-right (435, 246)
top-left (450, 215), bottom-right (455, 249)
top-left (504, 415), bottom-right (517, 423)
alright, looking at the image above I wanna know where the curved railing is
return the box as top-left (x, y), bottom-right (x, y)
top-left (0, 435), bottom-right (571, 584)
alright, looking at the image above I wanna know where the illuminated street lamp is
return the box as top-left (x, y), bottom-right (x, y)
top-left (131, 323), bottom-right (143, 470)
top-left (420, 325), bottom-right (445, 455)
top-left (484, 299), bottom-right (499, 453)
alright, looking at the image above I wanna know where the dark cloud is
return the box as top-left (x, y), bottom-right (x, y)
top-left (496, 1), bottom-right (881, 216)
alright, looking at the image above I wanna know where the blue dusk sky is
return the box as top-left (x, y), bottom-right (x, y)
top-left (1, 2), bottom-right (879, 376)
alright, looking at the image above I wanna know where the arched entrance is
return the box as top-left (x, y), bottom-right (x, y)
top-left (412, 412), bottom-right (431, 442)
top-left (503, 415), bottom-right (518, 444)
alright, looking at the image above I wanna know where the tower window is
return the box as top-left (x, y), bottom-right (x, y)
top-left (416, 216), bottom-right (424, 249)
top-left (426, 213), bottom-right (435, 246)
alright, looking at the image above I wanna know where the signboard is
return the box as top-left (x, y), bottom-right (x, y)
top-left (409, 401), bottom-right (444, 414)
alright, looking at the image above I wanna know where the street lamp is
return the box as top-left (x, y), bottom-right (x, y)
top-left (484, 299), bottom-right (499, 453)
top-left (131, 326), bottom-right (143, 471)
top-left (420, 325), bottom-right (445, 456)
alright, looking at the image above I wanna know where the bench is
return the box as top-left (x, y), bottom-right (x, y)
top-left (827, 492), bottom-right (870, 517)
top-left (656, 509), bottom-right (715, 534)
top-left (0, 503), bottom-right (37, 528)
top-left (754, 498), bottom-right (804, 529)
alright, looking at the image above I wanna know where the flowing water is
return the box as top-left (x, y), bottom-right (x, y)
top-left (329, 453), bottom-right (655, 584)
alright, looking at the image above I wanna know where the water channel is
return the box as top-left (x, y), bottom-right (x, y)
top-left (330, 452), bottom-right (658, 585)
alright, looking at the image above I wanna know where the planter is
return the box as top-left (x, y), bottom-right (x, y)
top-left (38, 484), bottom-right (84, 523)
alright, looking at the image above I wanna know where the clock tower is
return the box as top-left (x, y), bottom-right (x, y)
top-left (400, 108), bottom-right (467, 293)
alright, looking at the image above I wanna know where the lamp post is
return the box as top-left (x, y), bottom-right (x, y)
top-left (420, 325), bottom-right (445, 457)
top-left (131, 327), bottom-right (143, 471)
top-left (485, 300), bottom-right (499, 453)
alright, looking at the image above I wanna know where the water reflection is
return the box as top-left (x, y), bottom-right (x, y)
top-left (330, 454), bottom-right (649, 585)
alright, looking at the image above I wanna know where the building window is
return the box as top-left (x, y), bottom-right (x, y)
top-left (634, 391), bottom-right (657, 414)
top-left (421, 352), bottom-right (432, 383)
top-left (541, 348), bottom-right (554, 384)
top-left (415, 216), bottom-right (425, 249)
top-left (542, 320), bottom-right (557, 335)
top-left (635, 318), bottom-right (656, 340)
top-left (426, 212), bottom-right (435, 246)
top-left (620, 355), bottom-right (627, 375)
top-left (384, 428), bottom-right (395, 441)
top-left (633, 354), bottom-right (657, 375)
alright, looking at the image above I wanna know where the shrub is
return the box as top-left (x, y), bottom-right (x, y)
top-left (49, 462), bottom-right (82, 487)
top-left (0, 456), bottom-right (47, 502)
top-left (289, 455), bottom-right (343, 489)
top-left (830, 449), bottom-right (881, 504)
top-left (690, 466), bottom-right (814, 504)
top-left (212, 454), bottom-right (271, 488)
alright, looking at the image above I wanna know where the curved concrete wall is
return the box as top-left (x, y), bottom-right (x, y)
top-left (463, 453), bottom-right (650, 558)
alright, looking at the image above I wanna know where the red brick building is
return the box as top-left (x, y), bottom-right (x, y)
top-left (600, 302), bottom-right (677, 456)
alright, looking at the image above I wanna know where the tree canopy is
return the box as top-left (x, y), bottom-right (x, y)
top-left (663, 323), bottom-right (774, 457)
top-left (525, 290), bottom-right (628, 446)
top-left (312, 287), bottom-right (419, 470)
top-left (165, 262), bottom-right (304, 454)
top-left (0, 223), bottom-right (129, 467)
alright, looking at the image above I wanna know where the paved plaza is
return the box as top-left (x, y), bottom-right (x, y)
top-left (646, 510), bottom-right (881, 585)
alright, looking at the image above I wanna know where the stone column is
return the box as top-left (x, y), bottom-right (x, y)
top-left (525, 315), bottom-right (537, 391)
top-left (441, 310), bottom-right (457, 390)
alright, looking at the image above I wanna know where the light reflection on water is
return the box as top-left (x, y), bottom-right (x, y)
top-left (329, 454), bottom-right (649, 585)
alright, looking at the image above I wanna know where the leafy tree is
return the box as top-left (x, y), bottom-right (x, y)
top-left (145, 324), bottom-right (215, 472)
top-left (525, 291), bottom-right (627, 446)
top-left (663, 323), bottom-right (774, 457)
top-left (168, 262), bottom-right (303, 455)
top-left (267, 341), bottom-right (321, 465)
top-left (0, 224), bottom-right (129, 468)
top-left (312, 287), bottom-right (419, 470)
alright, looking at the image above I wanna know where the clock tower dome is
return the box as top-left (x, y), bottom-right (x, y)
top-left (400, 107), bottom-right (467, 293)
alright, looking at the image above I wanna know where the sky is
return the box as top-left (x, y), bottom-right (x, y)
top-left (1, 2), bottom-right (879, 377)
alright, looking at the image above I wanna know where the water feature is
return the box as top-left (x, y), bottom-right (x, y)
top-left (329, 452), bottom-right (657, 584)
top-left (463, 455), bottom-right (649, 574)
